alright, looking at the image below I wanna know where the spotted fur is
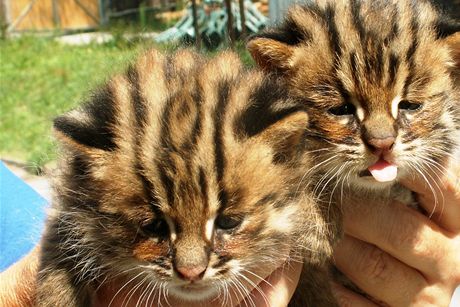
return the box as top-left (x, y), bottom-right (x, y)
top-left (248, 0), bottom-right (460, 193)
top-left (36, 49), bottom-right (340, 306)
top-left (248, 0), bottom-right (460, 303)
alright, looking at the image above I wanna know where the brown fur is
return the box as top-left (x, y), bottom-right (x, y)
top-left (248, 0), bottom-right (460, 303)
top-left (36, 50), bottom-right (340, 306)
top-left (248, 0), bottom-right (460, 197)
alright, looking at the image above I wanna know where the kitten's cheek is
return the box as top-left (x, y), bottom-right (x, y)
top-left (133, 239), bottom-right (169, 262)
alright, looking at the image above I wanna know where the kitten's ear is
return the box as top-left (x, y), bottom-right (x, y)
top-left (435, 13), bottom-right (460, 40)
top-left (53, 87), bottom-right (117, 152)
top-left (247, 36), bottom-right (295, 72)
top-left (257, 111), bottom-right (309, 163)
top-left (444, 32), bottom-right (460, 73)
top-left (435, 13), bottom-right (460, 72)
top-left (247, 5), bottom-right (309, 72)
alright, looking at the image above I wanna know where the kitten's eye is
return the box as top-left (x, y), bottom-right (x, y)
top-left (398, 100), bottom-right (422, 111)
top-left (215, 215), bottom-right (243, 230)
top-left (142, 218), bottom-right (169, 237)
top-left (328, 103), bottom-right (356, 116)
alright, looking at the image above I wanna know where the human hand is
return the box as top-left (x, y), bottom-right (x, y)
top-left (0, 246), bottom-right (40, 307)
top-left (332, 161), bottom-right (460, 306)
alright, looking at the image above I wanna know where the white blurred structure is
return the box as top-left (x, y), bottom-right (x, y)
top-left (268, 0), bottom-right (295, 24)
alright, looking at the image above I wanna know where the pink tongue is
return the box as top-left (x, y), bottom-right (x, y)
top-left (368, 159), bottom-right (398, 182)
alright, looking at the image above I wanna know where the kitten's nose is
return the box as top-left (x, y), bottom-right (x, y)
top-left (367, 136), bottom-right (395, 153)
top-left (176, 265), bottom-right (206, 281)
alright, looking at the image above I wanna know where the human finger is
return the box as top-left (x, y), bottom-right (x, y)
top-left (0, 246), bottom-right (40, 307)
top-left (331, 282), bottom-right (379, 307)
top-left (401, 160), bottom-right (460, 232)
top-left (342, 199), bottom-right (457, 280)
top-left (334, 235), bottom-right (427, 306)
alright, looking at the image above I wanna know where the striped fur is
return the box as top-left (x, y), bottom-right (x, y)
top-left (248, 0), bottom-right (460, 303)
top-left (248, 0), bottom-right (460, 193)
top-left (36, 50), bottom-right (339, 306)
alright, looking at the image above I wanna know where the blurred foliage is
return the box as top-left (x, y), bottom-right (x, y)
top-left (0, 34), bottom-right (253, 168)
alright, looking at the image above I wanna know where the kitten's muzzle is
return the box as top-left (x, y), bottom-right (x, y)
top-left (358, 169), bottom-right (372, 177)
top-left (362, 118), bottom-right (397, 155)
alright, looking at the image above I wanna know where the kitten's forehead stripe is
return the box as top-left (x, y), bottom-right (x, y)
top-left (127, 65), bottom-right (148, 128)
top-left (350, 0), bottom-right (365, 44)
top-left (325, 4), bottom-right (342, 59)
top-left (349, 51), bottom-right (359, 86)
top-left (189, 86), bottom-right (204, 150)
top-left (157, 91), bottom-right (180, 206)
top-left (387, 53), bottom-right (400, 87)
top-left (198, 167), bottom-right (208, 205)
top-left (385, 7), bottom-right (399, 44)
top-left (402, 9), bottom-right (420, 98)
top-left (214, 79), bottom-right (231, 184)
top-left (135, 162), bottom-right (159, 206)
top-left (213, 79), bottom-right (232, 212)
top-left (126, 64), bottom-right (162, 207)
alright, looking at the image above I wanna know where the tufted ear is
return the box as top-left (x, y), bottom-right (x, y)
top-left (432, 0), bottom-right (460, 39)
top-left (247, 37), bottom-right (294, 72)
top-left (444, 32), bottom-right (460, 75)
top-left (433, 7), bottom-right (460, 75)
top-left (247, 9), bottom-right (309, 73)
top-left (53, 86), bottom-right (118, 152)
top-left (258, 111), bottom-right (309, 163)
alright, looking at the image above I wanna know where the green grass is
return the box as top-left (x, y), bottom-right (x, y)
top-left (0, 36), bottom-right (159, 168)
top-left (0, 35), bottom-right (252, 170)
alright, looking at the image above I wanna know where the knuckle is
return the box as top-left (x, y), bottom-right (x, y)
top-left (412, 288), bottom-right (450, 307)
top-left (357, 247), bottom-right (391, 283)
top-left (336, 295), bottom-right (355, 307)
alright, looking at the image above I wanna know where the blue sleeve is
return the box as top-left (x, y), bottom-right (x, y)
top-left (0, 162), bottom-right (48, 271)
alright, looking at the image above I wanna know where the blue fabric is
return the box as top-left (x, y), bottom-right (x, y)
top-left (0, 162), bottom-right (47, 271)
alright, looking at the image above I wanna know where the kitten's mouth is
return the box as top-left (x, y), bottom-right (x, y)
top-left (180, 283), bottom-right (207, 290)
top-left (358, 169), bottom-right (372, 177)
top-left (359, 158), bottom-right (398, 182)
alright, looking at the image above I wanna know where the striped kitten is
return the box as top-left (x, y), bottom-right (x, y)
top-left (248, 0), bottom-right (460, 200)
top-left (248, 0), bottom-right (459, 302)
top-left (36, 50), bottom-right (339, 306)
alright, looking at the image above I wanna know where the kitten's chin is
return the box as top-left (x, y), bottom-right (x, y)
top-left (351, 174), bottom-right (396, 190)
top-left (168, 284), bottom-right (218, 302)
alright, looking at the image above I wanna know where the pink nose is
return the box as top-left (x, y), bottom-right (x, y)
top-left (367, 136), bottom-right (395, 153)
top-left (176, 265), bottom-right (206, 281)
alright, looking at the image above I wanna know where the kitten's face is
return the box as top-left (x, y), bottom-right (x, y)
top-left (248, 0), bottom-right (460, 190)
top-left (52, 51), bottom-right (316, 303)
top-left (89, 130), bottom-right (310, 302)
top-left (103, 136), bottom-right (311, 302)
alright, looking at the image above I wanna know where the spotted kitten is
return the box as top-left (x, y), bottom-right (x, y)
top-left (248, 0), bottom-right (459, 201)
top-left (35, 49), bottom-right (339, 306)
top-left (248, 0), bottom-right (459, 303)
